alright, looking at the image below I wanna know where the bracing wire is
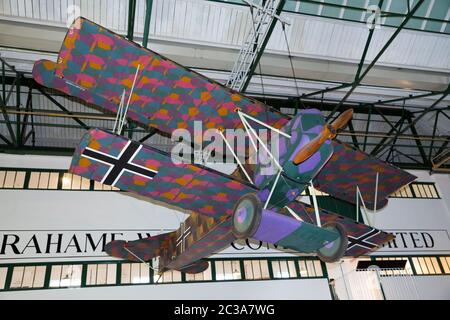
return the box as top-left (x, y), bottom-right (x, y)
top-left (281, 21), bottom-right (301, 99)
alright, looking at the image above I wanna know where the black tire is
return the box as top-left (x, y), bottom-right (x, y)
top-left (231, 193), bottom-right (263, 239)
top-left (317, 222), bottom-right (348, 263)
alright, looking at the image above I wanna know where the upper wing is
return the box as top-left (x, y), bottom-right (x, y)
top-left (33, 17), bottom-right (289, 135)
top-left (70, 128), bottom-right (256, 218)
top-left (313, 141), bottom-right (417, 210)
top-left (281, 201), bottom-right (395, 257)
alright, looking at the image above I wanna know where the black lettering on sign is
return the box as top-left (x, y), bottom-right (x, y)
top-left (46, 233), bottom-right (63, 253)
top-left (21, 235), bottom-right (41, 254)
top-left (422, 232), bottom-right (434, 248)
top-left (0, 234), bottom-right (20, 254)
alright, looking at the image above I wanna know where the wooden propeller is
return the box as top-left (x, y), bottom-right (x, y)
top-left (292, 109), bottom-right (353, 165)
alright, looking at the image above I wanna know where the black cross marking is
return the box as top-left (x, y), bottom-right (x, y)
top-left (81, 140), bottom-right (158, 186)
top-left (176, 222), bottom-right (191, 254)
top-left (347, 229), bottom-right (380, 251)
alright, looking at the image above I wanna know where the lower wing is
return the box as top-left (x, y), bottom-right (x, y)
top-left (70, 128), bottom-right (256, 219)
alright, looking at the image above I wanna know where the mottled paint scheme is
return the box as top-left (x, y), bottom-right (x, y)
top-left (313, 142), bottom-right (417, 210)
top-left (255, 109), bottom-right (333, 208)
top-left (70, 128), bottom-right (256, 218)
top-left (32, 17), bottom-right (289, 136)
top-left (162, 216), bottom-right (237, 272)
top-left (281, 201), bottom-right (395, 257)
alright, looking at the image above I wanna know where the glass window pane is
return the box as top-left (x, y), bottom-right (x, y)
top-left (423, 185), bottom-right (432, 198)
top-left (14, 171), bottom-right (25, 188)
top-left (4, 171), bottom-right (16, 188)
top-left (71, 175), bottom-right (81, 190)
top-left (172, 270), bottom-right (181, 282)
top-left (81, 177), bottom-right (90, 190)
top-left (162, 271), bottom-right (172, 283)
top-left (232, 261), bottom-right (241, 280)
top-left (62, 173), bottom-right (72, 189)
top-left (224, 261), bottom-right (233, 280)
top-left (412, 258), bottom-right (422, 274)
top-left (121, 263), bottom-right (131, 284)
top-left (260, 260), bottom-right (270, 279)
top-left (140, 264), bottom-right (150, 283)
top-left (48, 172), bottom-right (59, 189)
top-left (94, 181), bottom-right (103, 190)
top-left (431, 257), bottom-right (441, 274)
top-left (10, 266), bottom-right (24, 288)
top-left (251, 260), bottom-right (261, 279)
top-left (306, 260), bottom-right (316, 277)
top-left (418, 258), bottom-right (429, 274)
top-left (33, 266), bottom-right (46, 288)
top-left (107, 264), bottom-right (117, 284)
top-left (423, 257), bottom-right (435, 274)
top-left (272, 261), bottom-right (281, 279)
top-left (244, 260), bottom-right (254, 280)
top-left (298, 261), bottom-right (308, 277)
top-left (28, 172), bottom-right (40, 189)
top-left (185, 273), bottom-right (195, 282)
top-left (96, 264), bottom-right (107, 285)
top-left (131, 263), bottom-right (141, 284)
top-left (0, 171), bottom-right (6, 188)
top-left (21, 266), bottom-right (36, 288)
top-left (279, 261), bottom-right (289, 278)
top-left (38, 172), bottom-right (50, 189)
top-left (0, 267), bottom-right (8, 290)
top-left (215, 261), bottom-right (224, 281)
top-left (49, 265), bottom-right (62, 287)
top-left (440, 257), bottom-right (450, 274)
top-left (288, 261), bottom-right (298, 277)
top-left (70, 265), bottom-right (82, 287)
top-left (313, 260), bottom-right (323, 277)
top-left (86, 265), bottom-right (97, 285)
top-left (203, 263), bottom-right (212, 281)
top-left (429, 186), bottom-right (438, 198)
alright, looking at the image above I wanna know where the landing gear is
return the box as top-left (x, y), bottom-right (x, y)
top-left (317, 222), bottom-right (348, 263)
top-left (231, 193), bottom-right (262, 239)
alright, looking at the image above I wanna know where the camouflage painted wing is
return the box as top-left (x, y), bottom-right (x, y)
top-left (281, 201), bottom-right (395, 257)
top-left (70, 128), bottom-right (256, 218)
top-left (312, 141), bottom-right (417, 210)
top-left (33, 17), bottom-right (289, 135)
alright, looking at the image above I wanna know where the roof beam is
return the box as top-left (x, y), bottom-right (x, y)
top-left (326, 0), bottom-right (425, 121)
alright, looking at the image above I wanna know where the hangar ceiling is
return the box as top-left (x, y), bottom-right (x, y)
top-left (0, 0), bottom-right (449, 171)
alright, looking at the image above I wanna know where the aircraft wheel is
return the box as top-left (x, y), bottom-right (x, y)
top-left (231, 193), bottom-right (262, 239)
top-left (317, 222), bottom-right (348, 263)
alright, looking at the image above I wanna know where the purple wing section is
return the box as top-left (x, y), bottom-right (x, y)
top-left (313, 141), bottom-right (416, 210)
top-left (70, 128), bottom-right (256, 218)
top-left (282, 201), bottom-right (395, 257)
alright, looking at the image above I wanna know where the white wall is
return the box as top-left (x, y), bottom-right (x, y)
top-left (1, 153), bottom-right (450, 299)
top-left (0, 278), bottom-right (332, 300)
top-left (382, 276), bottom-right (450, 300)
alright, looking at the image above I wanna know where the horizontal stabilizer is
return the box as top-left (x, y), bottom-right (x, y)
top-left (282, 201), bottom-right (395, 257)
top-left (177, 260), bottom-right (210, 274)
top-left (105, 231), bottom-right (176, 262)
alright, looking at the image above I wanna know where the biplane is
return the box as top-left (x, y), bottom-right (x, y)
top-left (32, 17), bottom-right (416, 274)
